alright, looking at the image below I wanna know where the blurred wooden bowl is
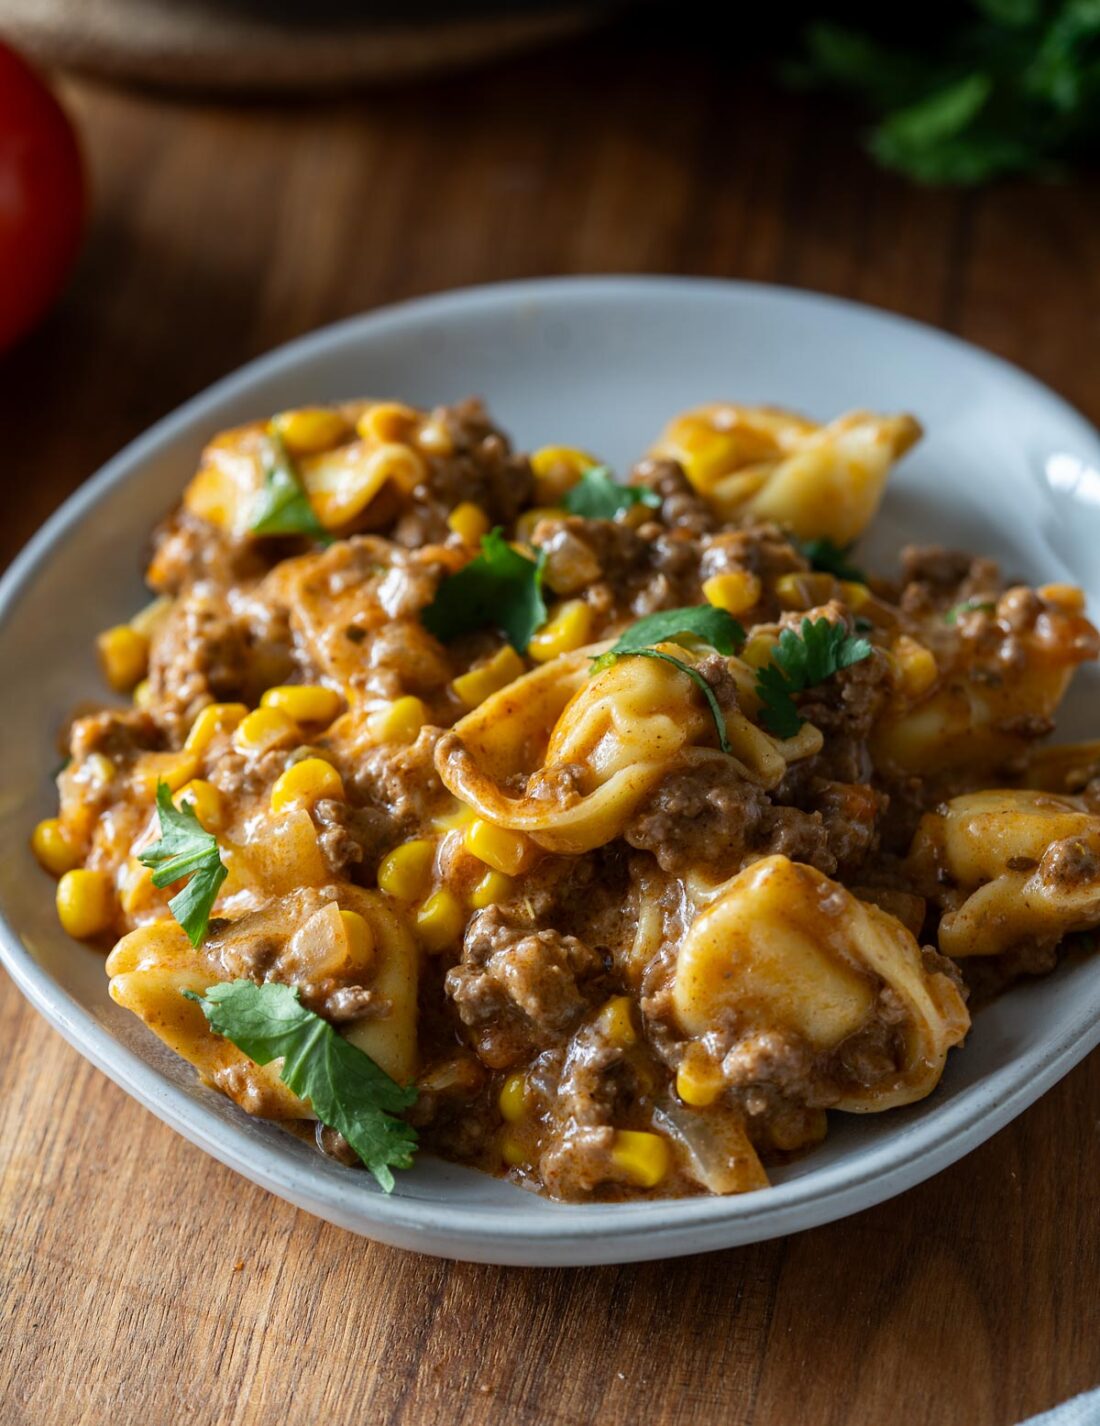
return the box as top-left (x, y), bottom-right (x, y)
top-left (0, 0), bottom-right (616, 92)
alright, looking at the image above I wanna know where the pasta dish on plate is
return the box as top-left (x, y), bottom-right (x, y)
top-left (32, 396), bottom-right (1100, 1200)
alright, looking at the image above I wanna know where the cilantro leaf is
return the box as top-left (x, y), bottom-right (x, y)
top-left (606, 605), bottom-right (746, 658)
top-left (139, 781), bottom-right (227, 946)
top-left (945, 598), bottom-right (997, 624)
top-left (627, 650), bottom-right (734, 756)
top-left (250, 430), bottom-right (327, 539)
top-left (755, 664), bottom-right (810, 740)
top-left (421, 528), bottom-right (547, 652)
top-left (796, 536), bottom-right (867, 584)
top-left (183, 980), bottom-right (417, 1192)
top-left (561, 466), bottom-right (661, 520)
top-left (591, 606), bottom-right (746, 755)
top-left (755, 617), bottom-right (873, 739)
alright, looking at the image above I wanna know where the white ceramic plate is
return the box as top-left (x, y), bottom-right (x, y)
top-left (3, 277), bottom-right (1099, 1266)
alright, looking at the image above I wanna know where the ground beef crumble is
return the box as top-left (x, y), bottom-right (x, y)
top-left (446, 907), bottom-right (606, 1070)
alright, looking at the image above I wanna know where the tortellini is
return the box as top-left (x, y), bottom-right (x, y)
top-left (108, 915), bottom-right (305, 1118)
top-left (871, 592), bottom-right (1098, 777)
top-left (435, 644), bottom-right (821, 855)
top-left (650, 403), bottom-right (921, 545)
top-left (107, 884), bottom-right (419, 1110)
top-left (182, 400), bottom-right (438, 538)
top-left (673, 856), bottom-right (969, 1111)
top-left (908, 789), bottom-right (1100, 959)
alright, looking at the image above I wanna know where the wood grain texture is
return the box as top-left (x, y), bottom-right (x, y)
top-left (2, 23), bottom-right (1100, 1426)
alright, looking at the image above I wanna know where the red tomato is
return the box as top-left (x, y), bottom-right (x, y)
top-left (0, 43), bottom-right (85, 352)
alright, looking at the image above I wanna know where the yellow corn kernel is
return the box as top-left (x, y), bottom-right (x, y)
top-left (118, 858), bottom-right (154, 917)
top-left (367, 695), bottom-right (427, 746)
top-left (500, 1133), bottom-right (528, 1168)
top-left (447, 502), bottom-right (491, 546)
top-left (416, 416), bottom-right (454, 457)
top-left (671, 426), bottom-right (751, 493)
top-left (597, 995), bottom-right (637, 1049)
top-left (463, 819), bottom-right (535, 876)
top-left (676, 1060), bottom-right (723, 1108)
top-left (233, 706), bottom-right (298, 754)
top-left (470, 869), bottom-right (512, 909)
top-left (515, 506), bottom-right (560, 543)
top-left (774, 571), bottom-right (837, 610)
top-left (356, 401), bottom-right (420, 445)
top-left (499, 1073), bottom-right (527, 1123)
top-left (83, 752), bottom-right (116, 790)
top-left (131, 750), bottom-right (199, 797)
top-left (56, 868), bottom-right (114, 940)
top-left (129, 594), bottom-right (173, 641)
top-left (528, 600), bottom-right (594, 663)
top-left (377, 839), bottom-right (436, 901)
top-left (174, 778), bottom-right (225, 833)
top-left (610, 1130), bottom-right (670, 1189)
top-left (270, 757), bottom-right (345, 812)
top-left (415, 888), bottom-right (465, 952)
top-left (1039, 582), bottom-right (1086, 614)
top-left (433, 801), bottom-right (477, 833)
top-left (185, 702), bottom-right (249, 755)
top-left (840, 580), bottom-right (873, 612)
top-left (893, 635), bottom-right (938, 699)
top-left (271, 406), bottom-right (350, 456)
top-left (529, 445), bottom-right (597, 480)
top-left (529, 444), bottom-right (599, 505)
top-left (339, 909), bottom-right (375, 973)
top-left (96, 625), bottom-right (149, 693)
top-left (31, 819), bottom-right (81, 876)
top-left (741, 632), bottom-right (778, 669)
top-left (773, 573), bottom-right (803, 606)
top-left (452, 646), bottom-right (526, 709)
top-left (261, 684), bottom-right (342, 726)
top-left (132, 679), bottom-right (152, 709)
top-left (702, 571), bottom-right (762, 618)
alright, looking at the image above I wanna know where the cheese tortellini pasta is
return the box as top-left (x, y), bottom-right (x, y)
top-left (650, 403), bottom-right (921, 544)
top-left (181, 400), bottom-right (450, 539)
top-left (435, 642), bottom-right (821, 855)
top-left (909, 789), bottom-right (1100, 960)
top-left (871, 585), bottom-right (1099, 777)
top-left (107, 884), bottom-right (418, 1093)
top-left (673, 856), bottom-right (969, 1113)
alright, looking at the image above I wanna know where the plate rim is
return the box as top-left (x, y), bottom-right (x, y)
top-left (3, 274), bottom-right (1099, 1263)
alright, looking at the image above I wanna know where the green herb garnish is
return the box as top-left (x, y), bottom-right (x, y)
top-left (183, 980), bottom-right (417, 1192)
top-left (249, 430), bottom-right (327, 539)
top-left (796, 536), bottom-right (867, 584)
top-left (755, 617), bottom-right (873, 739)
top-left (593, 606), bottom-right (747, 755)
top-left (421, 528), bottom-right (547, 652)
top-left (139, 781), bottom-right (228, 947)
top-left (788, 7), bottom-right (1100, 186)
top-left (561, 466), bottom-right (661, 520)
top-left (602, 605), bottom-right (746, 659)
top-left (945, 598), bottom-right (997, 624)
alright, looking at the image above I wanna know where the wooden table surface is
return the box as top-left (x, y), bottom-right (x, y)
top-left (3, 22), bottom-right (1099, 1426)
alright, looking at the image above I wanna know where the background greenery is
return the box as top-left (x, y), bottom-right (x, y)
top-left (787, 0), bottom-right (1100, 183)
